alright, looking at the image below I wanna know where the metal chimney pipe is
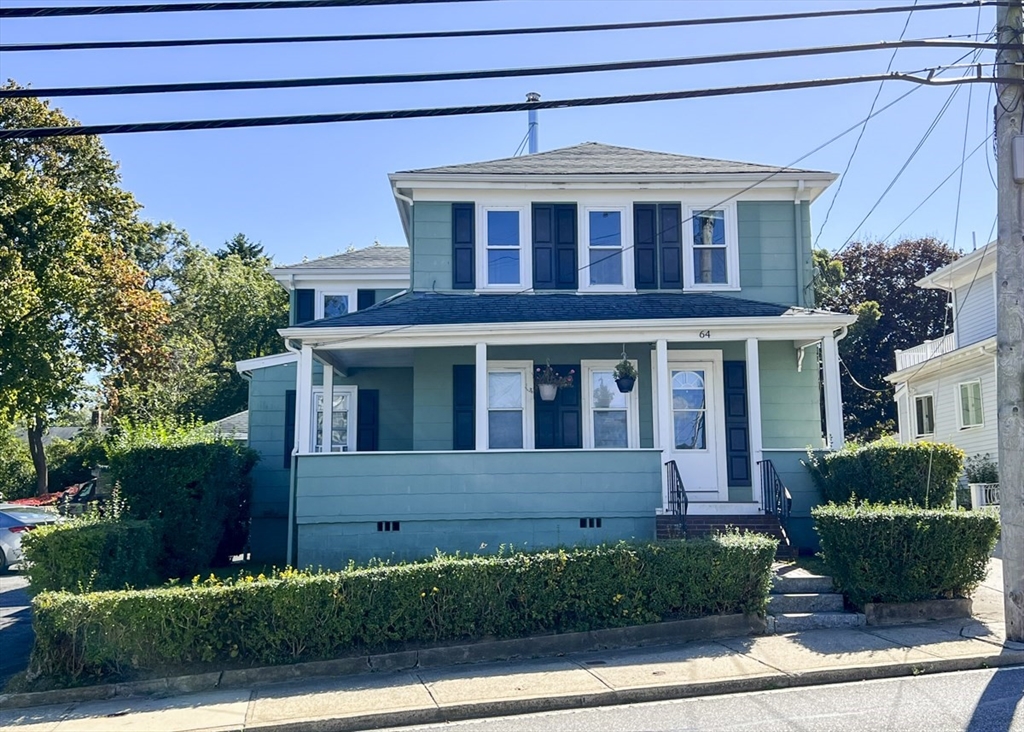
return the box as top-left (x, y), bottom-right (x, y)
top-left (526, 92), bottom-right (540, 154)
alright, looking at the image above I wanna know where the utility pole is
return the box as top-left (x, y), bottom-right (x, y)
top-left (995, 0), bottom-right (1024, 644)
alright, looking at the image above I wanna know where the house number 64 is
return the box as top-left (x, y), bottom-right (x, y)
top-left (699, 330), bottom-right (711, 339)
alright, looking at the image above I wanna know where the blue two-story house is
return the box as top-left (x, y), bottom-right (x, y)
top-left (237, 143), bottom-right (855, 568)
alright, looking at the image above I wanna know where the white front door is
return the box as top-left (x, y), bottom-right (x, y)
top-left (664, 353), bottom-right (728, 500)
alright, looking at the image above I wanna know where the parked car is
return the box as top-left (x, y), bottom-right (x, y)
top-left (0, 505), bottom-right (59, 571)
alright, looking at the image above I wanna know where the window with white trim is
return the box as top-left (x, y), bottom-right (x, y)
top-left (582, 361), bottom-right (639, 448)
top-left (486, 362), bottom-right (533, 449)
top-left (914, 394), bottom-right (935, 437)
top-left (958, 381), bottom-right (983, 429)
top-left (317, 290), bottom-right (356, 319)
top-left (672, 369), bottom-right (707, 450)
top-left (311, 385), bottom-right (357, 452)
top-left (480, 207), bottom-right (526, 288)
top-left (683, 204), bottom-right (739, 290)
top-left (584, 208), bottom-right (629, 288)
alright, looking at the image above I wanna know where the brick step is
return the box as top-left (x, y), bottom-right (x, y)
top-left (768, 612), bottom-right (866, 633)
top-left (767, 592), bottom-right (845, 614)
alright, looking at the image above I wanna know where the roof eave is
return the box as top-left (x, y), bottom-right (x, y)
top-left (389, 171), bottom-right (837, 185)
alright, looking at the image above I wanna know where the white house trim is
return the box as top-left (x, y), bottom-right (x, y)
top-left (476, 204), bottom-right (531, 291)
top-left (474, 343), bottom-right (488, 451)
top-left (579, 205), bottom-right (635, 292)
top-left (745, 338), bottom-right (764, 505)
top-left (485, 360), bottom-right (535, 450)
top-left (580, 360), bottom-right (640, 449)
top-left (316, 288), bottom-right (357, 319)
top-left (682, 201), bottom-right (741, 292)
top-left (822, 334), bottom-right (844, 449)
top-left (235, 351), bottom-right (299, 373)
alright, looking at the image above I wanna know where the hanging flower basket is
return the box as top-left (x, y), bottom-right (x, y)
top-left (534, 361), bottom-right (574, 401)
top-left (614, 358), bottom-right (638, 393)
top-left (538, 383), bottom-right (559, 401)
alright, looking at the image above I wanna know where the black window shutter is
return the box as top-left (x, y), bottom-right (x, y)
top-left (356, 289), bottom-right (375, 311)
top-left (357, 389), bottom-right (380, 452)
top-left (659, 204), bottom-right (683, 289)
top-left (532, 204), bottom-right (555, 289)
top-left (452, 203), bottom-right (475, 289)
top-left (452, 365), bottom-right (475, 450)
top-left (283, 389), bottom-right (296, 468)
top-left (723, 361), bottom-right (751, 487)
top-left (295, 289), bottom-right (315, 323)
top-left (633, 204), bottom-right (658, 289)
top-left (554, 204), bottom-right (578, 290)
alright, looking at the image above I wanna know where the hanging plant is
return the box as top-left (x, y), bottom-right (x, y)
top-left (533, 361), bottom-right (574, 401)
top-left (614, 357), bottom-right (638, 393)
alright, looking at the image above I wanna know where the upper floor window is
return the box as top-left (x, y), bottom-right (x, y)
top-left (583, 208), bottom-right (632, 290)
top-left (958, 381), bottom-right (983, 429)
top-left (320, 292), bottom-right (353, 319)
top-left (479, 207), bottom-right (527, 289)
top-left (914, 394), bottom-right (935, 437)
top-left (684, 204), bottom-right (739, 290)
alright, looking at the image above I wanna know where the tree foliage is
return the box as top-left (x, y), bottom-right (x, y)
top-left (814, 238), bottom-right (958, 440)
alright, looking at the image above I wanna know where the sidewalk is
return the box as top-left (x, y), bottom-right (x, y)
top-left (2, 560), bottom-right (1021, 732)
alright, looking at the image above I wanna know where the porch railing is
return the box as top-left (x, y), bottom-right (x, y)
top-left (969, 482), bottom-right (1000, 508)
top-left (665, 460), bottom-right (689, 518)
top-left (758, 459), bottom-right (792, 531)
top-left (894, 333), bottom-right (957, 371)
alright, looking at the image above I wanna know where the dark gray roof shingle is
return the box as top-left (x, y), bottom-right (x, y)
top-left (278, 246), bottom-right (409, 270)
top-left (296, 292), bottom-right (792, 328)
top-left (398, 143), bottom-right (827, 177)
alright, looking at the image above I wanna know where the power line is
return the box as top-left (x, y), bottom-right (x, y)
top-left (1, 70), bottom-right (1012, 140)
top-left (0, 0), bottom-right (488, 19)
top-left (812, 0), bottom-right (919, 250)
top-left (2, 39), bottom-right (1003, 100)
top-left (0, 2), bottom-right (1005, 50)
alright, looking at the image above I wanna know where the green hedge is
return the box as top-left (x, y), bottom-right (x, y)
top-left (108, 422), bottom-right (257, 579)
top-left (23, 518), bottom-right (158, 593)
top-left (806, 439), bottom-right (964, 508)
top-left (31, 534), bottom-right (776, 681)
top-left (813, 503), bottom-right (1000, 606)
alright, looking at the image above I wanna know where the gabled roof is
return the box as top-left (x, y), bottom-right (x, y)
top-left (274, 246), bottom-right (409, 271)
top-left (916, 240), bottom-right (996, 291)
top-left (395, 142), bottom-right (830, 178)
top-left (294, 291), bottom-right (812, 329)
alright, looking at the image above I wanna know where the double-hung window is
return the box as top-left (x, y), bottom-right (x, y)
top-left (487, 362), bottom-right (533, 449)
top-left (914, 394), bottom-right (935, 437)
top-left (583, 207), bottom-right (632, 290)
top-left (684, 204), bottom-right (739, 290)
top-left (582, 361), bottom-right (639, 448)
top-left (311, 385), bottom-right (357, 452)
top-left (958, 381), bottom-right (984, 428)
top-left (480, 207), bottom-right (526, 288)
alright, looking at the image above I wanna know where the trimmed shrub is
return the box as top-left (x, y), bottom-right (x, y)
top-left (23, 518), bottom-right (158, 593)
top-left (813, 502), bottom-right (1000, 607)
top-left (30, 534), bottom-right (776, 681)
top-left (108, 421), bottom-right (257, 579)
top-left (806, 438), bottom-right (964, 508)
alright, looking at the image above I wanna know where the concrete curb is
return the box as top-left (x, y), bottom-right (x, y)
top-left (243, 649), bottom-right (1024, 732)
top-left (0, 613), bottom-right (764, 711)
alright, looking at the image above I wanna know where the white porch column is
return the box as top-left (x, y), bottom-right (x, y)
top-left (295, 345), bottom-right (314, 454)
top-left (655, 339), bottom-right (671, 510)
top-left (474, 342), bottom-right (488, 451)
top-left (822, 334), bottom-right (845, 449)
top-left (745, 338), bottom-right (764, 505)
top-left (321, 359), bottom-right (333, 453)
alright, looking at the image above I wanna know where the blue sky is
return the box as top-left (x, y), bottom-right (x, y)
top-left (0, 0), bottom-right (998, 264)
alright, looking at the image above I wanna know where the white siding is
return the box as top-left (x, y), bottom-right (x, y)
top-left (900, 355), bottom-right (997, 461)
top-left (954, 273), bottom-right (996, 347)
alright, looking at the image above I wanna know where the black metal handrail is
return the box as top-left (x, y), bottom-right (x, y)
top-left (665, 460), bottom-right (689, 518)
top-left (758, 459), bottom-right (792, 529)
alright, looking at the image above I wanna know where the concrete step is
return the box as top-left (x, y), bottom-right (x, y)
top-left (768, 612), bottom-right (867, 633)
top-left (771, 571), bottom-right (834, 594)
top-left (768, 592), bottom-right (845, 614)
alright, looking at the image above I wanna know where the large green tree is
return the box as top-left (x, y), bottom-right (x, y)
top-left (814, 238), bottom-right (958, 440)
top-left (0, 86), bottom-right (168, 494)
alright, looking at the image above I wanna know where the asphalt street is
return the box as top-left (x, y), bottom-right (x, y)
top-left (384, 666), bottom-right (1024, 732)
top-left (0, 572), bottom-right (32, 689)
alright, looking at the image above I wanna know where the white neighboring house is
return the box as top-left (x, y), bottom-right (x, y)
top-left (884, 241), bottom-right (999, 505)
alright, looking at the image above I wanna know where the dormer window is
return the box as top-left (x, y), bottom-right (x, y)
top-left (684, 203), bottom-right (739, 290)
top-left (479, 207), bottom-right (527, 289)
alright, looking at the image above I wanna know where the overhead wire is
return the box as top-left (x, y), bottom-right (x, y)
top-left (0, 0), bottom-right (490, 18)
top-left (952, 3), bottom-right (987, 250)
top-left (1, 39), bottom-right (1004, 100)
top-left (1, 68), bottom-right (1011, 140)
top-left (812, 0), bottom-right (918, 251)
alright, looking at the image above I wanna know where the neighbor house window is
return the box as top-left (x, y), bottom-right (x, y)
top-left (914, 394), bottom-right (935, 437)
top-left (317, 291), bottom-right (355, 319)
top-left (585, 208), bottom-right (628, 288)
top-left (684, 204), bottom-right (739, 289)
top-left (487, 363), bottom-right (532, 448)
top-left (481, 208), bottom-right (525, 287)
top-left (312, 385), bottom-right (357, 452)
top-left (582, 361), bottom-right (639, 448)
top-left (672, 369), bottom-right (707, 449)
top-left (958, 381), bottom-right (983, 428)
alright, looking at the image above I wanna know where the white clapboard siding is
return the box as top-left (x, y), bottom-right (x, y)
top-left (954, 273), bottom-right (996, 348)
